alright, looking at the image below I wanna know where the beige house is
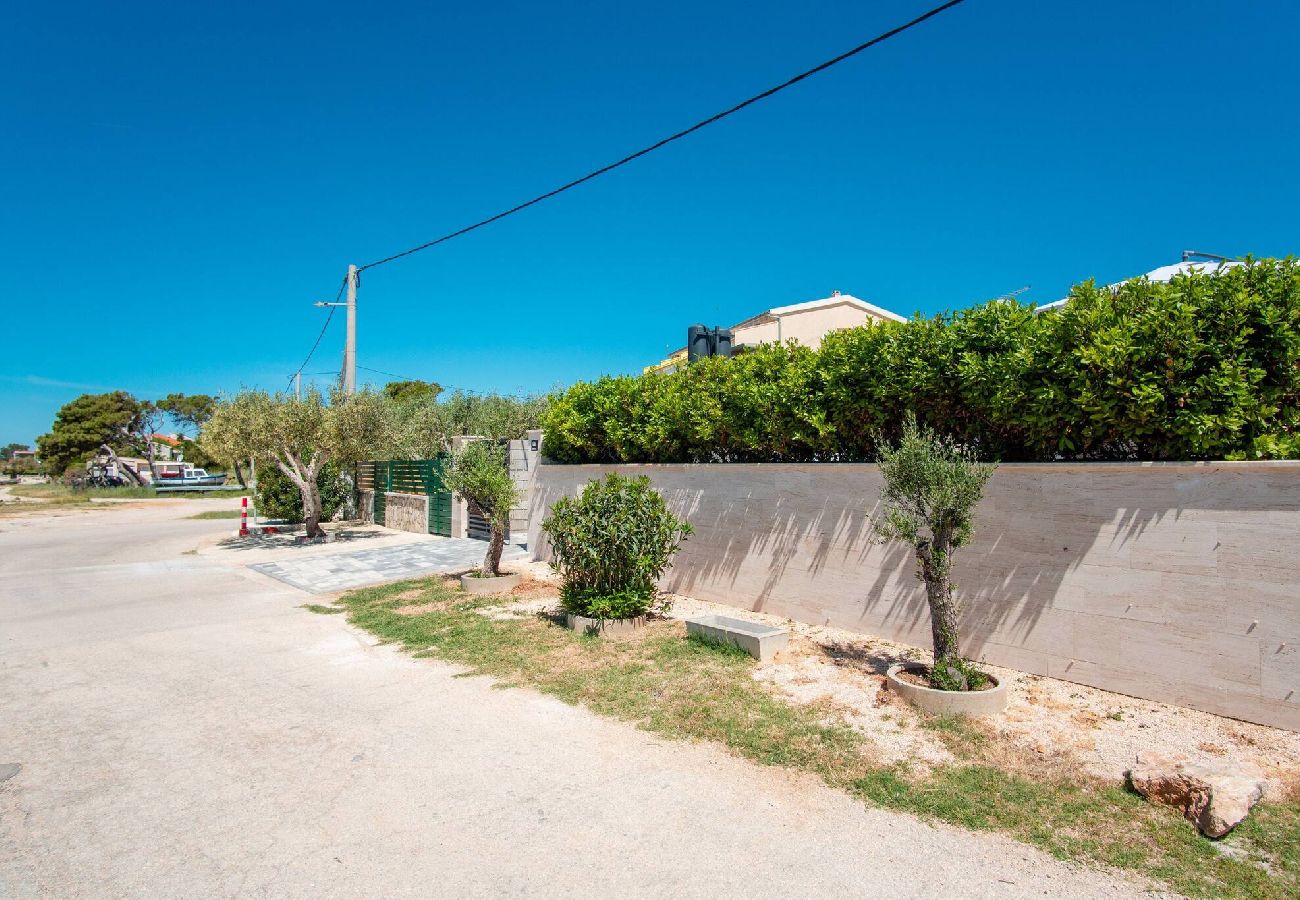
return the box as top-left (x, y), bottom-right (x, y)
top-left (647, 290), bottom-right (906, 373)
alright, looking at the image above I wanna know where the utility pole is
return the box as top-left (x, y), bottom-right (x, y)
top-left (344, 264), bottom-right (357, 394)
top-left (314, 263), bottom-right (359, 395)
top-left (294, 372), bottom-right (301, 400)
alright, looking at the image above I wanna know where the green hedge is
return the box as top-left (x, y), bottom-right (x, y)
top-left (542, 258), bottom-right (1300, 463)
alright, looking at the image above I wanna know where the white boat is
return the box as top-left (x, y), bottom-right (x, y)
top-left (154, 464), bottom-right (227, 487)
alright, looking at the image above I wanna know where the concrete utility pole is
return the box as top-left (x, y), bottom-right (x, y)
top-left (294, 372), bottom-right (301, 400)
top-left (343, 264), bottom-right (358, 394)
top-left (314, 263), bottom-right (359, 395)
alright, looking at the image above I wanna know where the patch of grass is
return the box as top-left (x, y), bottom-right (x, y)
top-left (302, 604), bottom-right (345, 615)
top-left (186, 509), bottom-right (242, 519)
top-left (335, 576), bottom-right (1298, 899)
top-left (11, 483), bottom-right (158, 501)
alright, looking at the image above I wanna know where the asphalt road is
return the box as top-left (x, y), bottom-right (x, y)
top-left (0, 500), bottom-right (1151, 898)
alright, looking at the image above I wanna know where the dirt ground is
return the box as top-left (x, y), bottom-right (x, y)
top-left (508, 561), bottom-right (1300, 794)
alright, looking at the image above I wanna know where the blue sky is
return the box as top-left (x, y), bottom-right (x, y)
top-left (4, 0), bottom-right (1298, 445)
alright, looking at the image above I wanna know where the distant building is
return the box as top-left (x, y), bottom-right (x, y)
top-left (1035, 255), bottom-right (1243, 313)
top-left (647, 291), bottom-right (906, 374)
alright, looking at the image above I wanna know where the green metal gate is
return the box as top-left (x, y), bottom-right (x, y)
top-left (359, 457), bottom-right (450, 536)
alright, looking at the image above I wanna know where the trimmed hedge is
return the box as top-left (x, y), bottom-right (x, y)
top-left (542, 258), bottom-right (1300, 463)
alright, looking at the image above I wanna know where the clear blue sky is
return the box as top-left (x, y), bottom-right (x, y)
top-left (4, 0), bottom-right (1298, 446)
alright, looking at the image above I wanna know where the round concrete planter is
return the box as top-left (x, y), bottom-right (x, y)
top-left (885, 663), bottom-right (1008, 717)
top-left (565, 614), bottom-right (646, 637)
top-left (459, 572), bottom-right (521, 594)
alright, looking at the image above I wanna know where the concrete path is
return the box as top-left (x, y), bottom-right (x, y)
top-left (0, 501), bottom-right (1154, 898)
top-left (249, 536), bottom-right (527, 593)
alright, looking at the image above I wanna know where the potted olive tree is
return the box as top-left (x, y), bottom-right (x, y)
top-left (446, 440), bottom-right (520, 593)
top-left (542, 473), bottom-right (692, 636)
top-left (875, 414), bottom-right (1006, 715)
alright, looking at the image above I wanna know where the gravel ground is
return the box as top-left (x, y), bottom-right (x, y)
top-left (511, 560), bottom-right (1300, 793)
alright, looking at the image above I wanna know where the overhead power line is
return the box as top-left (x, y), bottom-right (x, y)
top-left (356, 0), bottom-right (968, 272)
top-left (289, 275), bottom-right (348, 385)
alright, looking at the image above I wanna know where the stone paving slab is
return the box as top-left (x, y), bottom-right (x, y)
top-left (248, 538), bottom-right (527, 594)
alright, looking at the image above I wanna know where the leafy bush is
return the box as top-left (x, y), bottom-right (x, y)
top-left (542, 258), bottom-right (1300, 462)
top-left (875, 415), bottom-right (995, 691)
top-left (445, 441), bottom-right (518, 576)
top-left (542, 474), bottom-right (692, 619)
top-left (255, 461), bottom-right (349, 523)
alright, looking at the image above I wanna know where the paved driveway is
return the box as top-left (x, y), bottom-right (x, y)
top-left (0, 502), bottom-right (1149, 897)
top-left (249, 536), bottom-right (527, 593)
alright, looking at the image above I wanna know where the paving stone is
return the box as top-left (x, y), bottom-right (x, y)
top-left (248, 538), bottom-right (526, 594)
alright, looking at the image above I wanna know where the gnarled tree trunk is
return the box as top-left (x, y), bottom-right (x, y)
top-left (274, 449), bottom-right (327, 539)
top-left (916, 530), bottom-right (959, 662)
top-left (99, 444), bottom-right (148, 487)
top-left (469, 499), bottom-right (506, 576)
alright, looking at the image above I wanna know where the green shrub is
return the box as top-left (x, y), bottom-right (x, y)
top-left (542, 473), bottom-right (692, 619)
top-left (542, 258), bottom-right (1300, 462)
top-left (255, 461), bottom-right (349, 523)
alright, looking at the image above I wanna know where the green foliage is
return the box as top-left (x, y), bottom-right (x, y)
top-left (156, 393), bottom-right (216, 438)
top-left (542, 473), bottom-right (692, 619)
top-left (175, 438), bottom-right (217, 469)
top-left (393, 390), bottom-right (548, 458)
top-left (445, 441), bottom-right (516, 528)
top-left (926, 658), bottom-right (992, 692)
top-left (874, 415), bottom-right (996, 554)
top-left (36, 391), bottom-right (145, 475)
top-left (543, 258), bottom-right (1300, 462)
top-left (876, 415), bottom-right (995, 689)
top-left (254, 460), bottom-right (349, 522)
top-left (382, 380), bottom-right (443, 404)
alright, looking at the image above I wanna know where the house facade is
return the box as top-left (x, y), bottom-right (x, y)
top-left (647, 291), bottom-right (906, 373)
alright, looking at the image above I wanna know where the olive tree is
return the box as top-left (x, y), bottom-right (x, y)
top-left (201, 388), bottom-right (395, 538)
top-left (444, 441), bottom-right (518, 576)
top-left (875, 414), bottom-right (996, 690)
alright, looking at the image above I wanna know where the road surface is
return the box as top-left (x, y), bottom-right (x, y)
top-left (0, 500), bottom-right (1152, 897)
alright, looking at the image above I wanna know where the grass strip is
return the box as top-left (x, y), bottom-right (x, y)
top-left (339, 576), bottom-right (1298, 899)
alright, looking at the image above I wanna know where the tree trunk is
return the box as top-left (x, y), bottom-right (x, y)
top-left (100, 444), bottom-right (148, 486)
top-left (302, 480), bottom-right (324, 538)
top-left (916, 536), bottom-right (959, 663)
top-left (233, 460), bottom-right (247, 489)
top-left (274, 451), bottom-right (326, 539)
top-left (483, 521), bottom-right (505, 576)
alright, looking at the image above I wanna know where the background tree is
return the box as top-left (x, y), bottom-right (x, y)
top-left (201, 389), bottom-right (394, 537)
top-left (35, 391), bottom-right (145, 477)
top-left (392, 390), bottom-right (549, 458)
top-left (875, 414), bottom-right (996, 691)
top-left (156, 393), bottom-right (217, 439)
top-left (445, 441), bottom-right (518, 576)
top-left (1, 443), bottom-right (30, 461)
top-left (382, 380), bottom-right (442, 405)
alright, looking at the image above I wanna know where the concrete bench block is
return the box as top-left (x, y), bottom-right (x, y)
top-left (686, 615), bottom-right (789, 661)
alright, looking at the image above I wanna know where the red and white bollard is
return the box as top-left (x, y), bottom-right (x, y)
top-left (239, 496), bottom-right (249, 537)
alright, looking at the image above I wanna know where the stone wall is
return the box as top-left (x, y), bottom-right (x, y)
top-left (384, 492), bottom-right (428, 534)
top-left (528, 461), bottom-right (1300, 731)
top-left (359, 490), bottom-right (375, 525)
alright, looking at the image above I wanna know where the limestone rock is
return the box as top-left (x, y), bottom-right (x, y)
top-left (1127, 751), bottom-right (1266, 838)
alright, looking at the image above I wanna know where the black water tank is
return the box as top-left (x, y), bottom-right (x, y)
top-left (713, 328), bottom-right (734, 359)
top-left (687, 323), bottom-right (711, 362)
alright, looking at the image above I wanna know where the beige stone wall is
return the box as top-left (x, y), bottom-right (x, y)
top-left (384, 492), bottom-right (428, 534)
top-left (529, 461), bottom-right (1300, 731)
